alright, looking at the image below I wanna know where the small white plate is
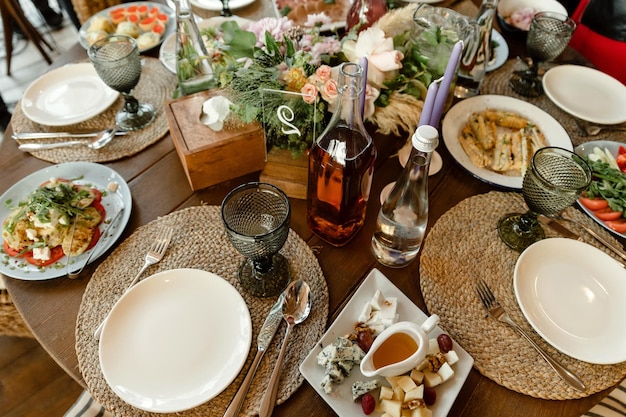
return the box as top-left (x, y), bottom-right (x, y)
top-left (78, 1), bottom-right (175, 53)
top-left (190, 0), bottom-right (255, 12)
top-left (21, 63), bottom-right (119, 126)
top-left (486, 29), bottom-right (509, 72)
top-left (159, 16), bottom-right (252, 74)
top-left (0, 162), bottom-right (131, 280)
top-left (299, 268), bottom-right (474, 417)
top-left (543, 65), bottom-right (626, 125)
top-left (100, 268), bottom-right (252, 413)
top-left (575, 140), bottom-right (626, 239)
top-left (514, 238), bottom-right (626, 364)
top-left (442, 95), bottom-right (573, 190)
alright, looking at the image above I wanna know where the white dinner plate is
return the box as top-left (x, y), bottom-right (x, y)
top-left (486, 29), bottom-right (508, 72)
top-left (299, 268), bottom-right (474, 417)
top-left (20, 63), bottom-right (119, 126)
top-left (78, 2), bottom-right (175, 53)
top-left (442, 95), bottom-right (573, 190)
top-left (159, 16), bottom-right (252, 74)
top-left (100, 268), bottom-right (252, 413)
top-left (514, 238), bottom-right (626, 364)
top-left (0, 162), bottom-right (131, 280)
top-left (543, 65), bottom-right (626, 125)
top-left (575, 140), bottom-right (626, 239)
top-left (190, 0), bottom-right (255, 12)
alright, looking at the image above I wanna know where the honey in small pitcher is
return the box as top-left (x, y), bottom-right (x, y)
top-left (372, 332), bottom-right (418, 369)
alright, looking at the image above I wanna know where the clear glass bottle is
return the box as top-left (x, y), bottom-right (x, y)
top-left (307, 62), bottom-right (377, 247)
top-left (346, 0), bottom-right (388, 33)
top-left (371, 125), bottom-right (439, 267)
top-left (174, 0), bottom-right (214, 96)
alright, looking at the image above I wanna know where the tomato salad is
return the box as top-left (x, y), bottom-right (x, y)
top-left (579, 146), bottom-right (626, 234)
top-left (2, 178), bottom-right (105, 267)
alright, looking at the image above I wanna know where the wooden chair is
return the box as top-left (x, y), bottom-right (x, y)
top-left (0, 0), bottom-right (55, 76)
top-left (70, 0), bottom-right (122, 25)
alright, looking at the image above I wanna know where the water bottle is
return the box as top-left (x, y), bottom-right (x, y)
top-left (371, 125), bottom-right (439, 267)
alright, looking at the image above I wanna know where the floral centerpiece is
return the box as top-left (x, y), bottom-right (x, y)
top-left (196, 3), bottom-right (457, 155)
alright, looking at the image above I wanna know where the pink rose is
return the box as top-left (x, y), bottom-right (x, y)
top-left (301, 83), bottom-right (318, 104)
top-left (316, 65), bottom-right (332, 82)
top-left (320, 79), bottom-right (338, 103)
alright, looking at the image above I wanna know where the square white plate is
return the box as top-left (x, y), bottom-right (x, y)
top-left (299, 268), bottom-right (474, 416)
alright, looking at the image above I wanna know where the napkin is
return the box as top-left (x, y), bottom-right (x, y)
top-left (582, 379), bottom-right (626, 417)
top-left (63, 390), bottom-right (114, 417)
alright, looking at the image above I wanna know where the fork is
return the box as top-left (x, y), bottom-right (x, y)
top-left (475, 279), bottom-right (586, 392)
top-left (93, 226), bottom-right (174, 340)
top-left (554, 213), bottom-right (626, 263)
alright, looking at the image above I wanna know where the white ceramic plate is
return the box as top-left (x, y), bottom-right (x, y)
top-left (486, 29), bottom-right (508, 72)
top-left (299, 268), bottom-right (474, 417)
top-left (79, 1), bottom-right (175, 53)
top-left (0, 162), bottom-right (131, 280)
top-left (543, 65), bottom-right (626, 125)
top-left (100, 268), bottom-right (252, 413)
top-left (20, 63), bottom-right (119, 126)
top-left (514, 238), bottom-right (626, 364)
top-left (191, 0), bottom-right (255, 12)
top-left (442, 95), bottom-right (573, 190)
top-left (159, 16), bottom-right (252, 74)
top-left (575, 140), bottom-right (626, 239)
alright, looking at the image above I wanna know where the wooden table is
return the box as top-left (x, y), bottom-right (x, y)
top-left (1, 2), bottom-right (617, 416)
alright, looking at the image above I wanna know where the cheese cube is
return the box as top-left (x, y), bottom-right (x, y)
top-left (392, 386), bottom-right (405, 403)
top-left (410, 369), bottom-right (424, 384)
top-left (386, 375), bottom-right (403, 389)
top-left (358, 302), bottom-right (373, 323)
top-left (404, 385), bottom-right (424, 402)
top-left (380, 385), bottom-right (394, 401)
top-left (397, 375), bottom-right (418, 393)
top-left (437, 362), bottom-right (455, 383)
top-left (369, 323), bottom-right (387, 336)
top-left (444, 350), bottom-right (459, 365)
top-left (371, 289), bottom-right (385, 310)
top-left (352, 380), bottom-right (381, 401)
top-left (423, 370), bottom-right (442, 388)
top-left (428, 339), bottom-right (440, 355)
top-left (379, 297), bottom-right (398, 319)
top-left (410, 408), bottom-right (433, 417)
top-left (414, 358), bottom-right (430, 371)
top-left (366, 310), bottom-right (382, 325)
top-left (382, 314), bottom-right (400, 327)
top-left (32, 246), bottom-right (51, 261)
top-left (380, 399), bottom-right (402, 417)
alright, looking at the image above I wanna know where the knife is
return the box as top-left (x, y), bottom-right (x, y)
top-left (12, 130), bottom-right (128, 140)
top-left (538, 214), bottom-right (626, 263)
top-left (223, 294), bottom-right (285, 417)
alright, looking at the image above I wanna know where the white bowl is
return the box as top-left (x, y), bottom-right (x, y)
top-left (497, 0), bottom-right (567, 34)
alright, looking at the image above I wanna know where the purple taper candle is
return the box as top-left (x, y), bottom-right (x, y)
top-left (360, 56), bottom-right (368, 119)
top-left (418, 77), bottom-right (441, 127)
top-left (429, 40), bottom-right (463, 127)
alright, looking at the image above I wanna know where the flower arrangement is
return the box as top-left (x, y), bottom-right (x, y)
top-left (198, 3), bottom-right (456, 155)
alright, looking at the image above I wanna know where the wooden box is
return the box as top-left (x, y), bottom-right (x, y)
top-left (164, 91), bottom-right (266, 191)
top-left (260, 148), bottom-right (309, 200)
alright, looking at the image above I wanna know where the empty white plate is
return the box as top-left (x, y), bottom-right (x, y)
top-left (514, 238), bottom-right (626, 364)
top-left (543, 65), bottom-right (626, 125)
top-left (99, 268), bottom-right (252, 412)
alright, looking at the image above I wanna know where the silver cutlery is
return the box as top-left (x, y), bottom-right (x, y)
top-left (18, 128), bottom-right (120, 151)
top-left (259, 280), bottom-right (311, 417)
top-left (574, 119), bottom-right (626, 136)
top-left (93, 226), bottom-right (173, 341)
top-left (12, 129), bottom-right (128, 140)
top-left (475, 279), bottom-right (586, 392)
top-left (223, 293), bottom-right (285, 417)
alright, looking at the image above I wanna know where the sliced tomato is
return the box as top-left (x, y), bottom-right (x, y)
top-left (593, 207), bottom-right (623, 221)
top-left (24, 246), bottom-right (65, 267)
top-left (91, 200), bottom-right (106, 225)
top-left (605, 219), bottom-right (626, 234)
top-left (617, 153), bottom-right (626, 173)
top-left (3, 241), bottom-right (24, 257)
top-left (579, 196), bottom-right (609, 211)
top-left (86, 226), bottom-right (101, 250)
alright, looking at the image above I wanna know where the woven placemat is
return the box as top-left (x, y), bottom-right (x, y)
top-left (12, 57), bottom-right (176, 163)
top-left (481, 59), bottom-right (626, 148)
top-left (76, 205), bottom-right (328, 417)
top-left (420, 191), bottom-right (626, 400)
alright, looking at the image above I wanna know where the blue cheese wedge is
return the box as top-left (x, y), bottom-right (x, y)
top-left (317, 337), bottom-right (365, 394)
top-left (352, 379), bottom-right (381, 401)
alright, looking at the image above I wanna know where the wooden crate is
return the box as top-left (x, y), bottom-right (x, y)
top-left (260, 148), bottom-right (309, 200)
top-left (164, 91), bottom-right (266, 191)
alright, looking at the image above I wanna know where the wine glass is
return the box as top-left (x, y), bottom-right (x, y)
top-left (221, 182), bottom-right (291, 297)
top-left (88, 35), bottom-right (156, 131)
top-left (497, 147), bottom-right (591, 252)
top-left (509, 12), bottom-right (576, 97)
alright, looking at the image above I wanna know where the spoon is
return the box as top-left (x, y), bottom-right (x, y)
top-left (17, 128), bottom-right (118, 151)
top-left (584, 124), bottom-right (626, 136)
top-left (258, 280), bottom-right (311, 417)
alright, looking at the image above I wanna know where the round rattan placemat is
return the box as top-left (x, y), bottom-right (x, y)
top-left (76, 205), bottom-right (328, 417)
top-left (481, 59), bottom-right (626, 148)
top-left (12, 57), bottom-right (176, 164)
top-left (420, 191), bottom-right (626, 400)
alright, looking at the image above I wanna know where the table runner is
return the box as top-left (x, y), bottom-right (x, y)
top-left (420, 191), bottom-right (626, 400)
top-left (76, 205), bottom-right (329, 416)
top-left (481, 59), bottom-right (626, 148)
top-left (11, 57), bottom-right (176, 164)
